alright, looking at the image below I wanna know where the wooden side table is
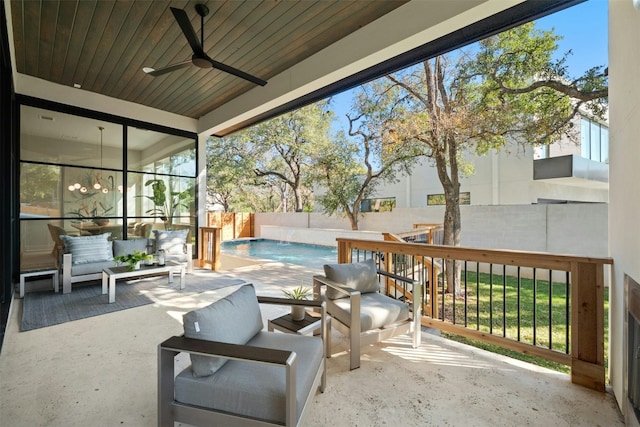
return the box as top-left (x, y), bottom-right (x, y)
top-left (268, 310), bottom-right (331, 357)
top-left (20, 268), bottom-right (59, 298)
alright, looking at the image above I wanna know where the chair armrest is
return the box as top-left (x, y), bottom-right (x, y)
top-left (160, 335), bottom-right (294, 366)
top-left (257, 295), bottom-right (324, 308)
top-left (377, 269), bottom-right (422, 315)
top-left (376, 269), bottom-right (420, 286)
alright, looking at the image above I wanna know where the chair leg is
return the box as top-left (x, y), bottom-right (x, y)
top-left (62, 254), bottom-right (72, 294)
top-left (350, 292), bottom-right (362, 370)
top-left (349, 321), bottom-right (360, 370)
top-left (158, 346), bottom-right (176, 427)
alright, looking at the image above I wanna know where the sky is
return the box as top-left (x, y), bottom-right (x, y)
top-left (330, 0), bottom-right (608, 130)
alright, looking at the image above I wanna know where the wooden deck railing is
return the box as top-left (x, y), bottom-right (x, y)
top-left (336, 237), bottom-right (612, 392)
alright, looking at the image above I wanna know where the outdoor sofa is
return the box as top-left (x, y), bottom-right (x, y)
top-left (57, 229), bottom-right (193, 293)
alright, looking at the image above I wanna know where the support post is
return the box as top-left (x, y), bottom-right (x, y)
top-left (570, 261), bottom-right (605, 391)
top-left (198, 227), bottom-right (221, 270)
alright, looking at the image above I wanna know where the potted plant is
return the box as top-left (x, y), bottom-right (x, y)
top-left (283, 284), bottom-right (312, 321)
top-left (142, 179), bottom-right (191, 231)
top-left (114, 250), bottom-right (153, 271)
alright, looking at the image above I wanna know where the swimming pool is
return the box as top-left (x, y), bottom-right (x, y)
top-left (221, 239), bottom-right (338, 269)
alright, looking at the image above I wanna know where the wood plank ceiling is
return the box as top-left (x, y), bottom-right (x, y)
top-left (10, 0), bottom-right (408, 119)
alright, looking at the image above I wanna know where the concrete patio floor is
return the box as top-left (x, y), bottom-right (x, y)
top-left (0, 260), bottom-right (625, 427)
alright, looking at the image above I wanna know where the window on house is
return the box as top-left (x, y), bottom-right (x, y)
top-left (580, 117), bottom-right (608, 163)
top-left (427, 192), bottom-right (471, 206)
top-left (360, 197), bottom-right (396, 212)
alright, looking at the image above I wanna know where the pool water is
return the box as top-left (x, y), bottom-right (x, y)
top-left (221, 239), bottom-right (338, 269)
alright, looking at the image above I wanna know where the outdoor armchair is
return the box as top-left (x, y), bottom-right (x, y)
top-left (313, 258), bottom-right (422, 370)
top-left (158, 283), bottom-right (326, 427)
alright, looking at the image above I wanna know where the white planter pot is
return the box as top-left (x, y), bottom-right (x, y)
top-left (291, 305), bottom-right (306, 321)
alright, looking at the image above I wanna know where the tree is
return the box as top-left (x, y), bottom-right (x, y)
top-left (206, 137), bottom-right (254, 212)
top-left (381, 22), bottom-right (607, 292)
top-left (315, 83), bottom-right (423, 230)
top-left (207, 102), bottom-right (331, 213)
top-left (242, 101), bottom-right (334, 212)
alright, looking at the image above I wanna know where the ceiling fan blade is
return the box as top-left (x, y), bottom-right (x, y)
top-left (170, 7), bottom-right (204, 56)
top-left (143, 60), bottom-right (192, 77)
top-left (207, 56), bottom-right (267, 86)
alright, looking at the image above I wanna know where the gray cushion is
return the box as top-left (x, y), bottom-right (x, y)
top-left (70, 260), bottom-right (116, 276)
top-left (165, 253), bottom-right (188, 264)
top-left (112, 239), bottom-right (149, 257)
top-left (330, 291), bottom-right (410, 331)
top-left (175, 331), bottom-right (323, 424)
top-left (60, 233), bottom-right (113, 265)
top-left (153, 229), bottom-right (188, 255)
top-left (183, 284), bottom-right (263, 377)
top-left (324, 258), bottom-right (379, 300)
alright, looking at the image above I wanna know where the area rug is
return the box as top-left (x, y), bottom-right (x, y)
top-left (21, 272), bottom-right (246, 331)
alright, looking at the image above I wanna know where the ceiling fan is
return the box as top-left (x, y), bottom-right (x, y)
top-left (143, 4), bottom-right (267, 86)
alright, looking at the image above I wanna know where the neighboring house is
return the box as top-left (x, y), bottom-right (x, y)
top-left (365, 112), bottom-right (609, 210)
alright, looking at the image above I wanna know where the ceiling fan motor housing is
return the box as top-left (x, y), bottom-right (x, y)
top-left (192, 55), bottom-right (211, 68)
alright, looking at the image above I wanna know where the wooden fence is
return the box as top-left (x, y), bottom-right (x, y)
top-left (205, 212), bottom-right (254, 241)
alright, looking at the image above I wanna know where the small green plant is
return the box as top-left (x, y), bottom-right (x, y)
top-left (282, 284), bottom-right (312, 300)
top-left (113, 250), bottom-right (152, 271)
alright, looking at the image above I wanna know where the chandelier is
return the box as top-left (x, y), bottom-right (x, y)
top-left (68, 126), bottom-right (113, 194)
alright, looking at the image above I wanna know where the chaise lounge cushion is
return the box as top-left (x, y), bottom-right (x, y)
top-left (324, 258), bottom-right (379, 300)
top-left (182, 284), bottom-right (264, 377)
top-left (174, 331), bottom-right (323, 424)
top-left (60, 233), bottom-right (114, 265)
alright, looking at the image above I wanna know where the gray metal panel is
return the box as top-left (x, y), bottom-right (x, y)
top-left (533, 154), bottom-right (608, 184)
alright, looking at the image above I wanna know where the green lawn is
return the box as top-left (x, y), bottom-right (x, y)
top-left (434, 270), bottom-right (609, 376)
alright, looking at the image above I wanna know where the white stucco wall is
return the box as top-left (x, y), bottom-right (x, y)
top-left (609, 0), bottom-right (640, 420)
top-left (255, 204), bottom-right (607, 257)
top-left (373, 139), bottom-right (607, 208)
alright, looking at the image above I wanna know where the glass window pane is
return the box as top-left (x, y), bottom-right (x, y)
top-left (63, 166), bottom-right (124, 219)
top-left (127, 172), bottom-right (196, 226)
top-left (601, 127), bottom-right (609, 164)
top-left (20, 163), bottom-right (61, 217)
top-left (21, 106), bottom-right (123, 169)
top-left (20, 219), bottom-right (57, 270)
top-left (21, 164), bottom-right (124, 220)
top-left (580, 118), bottom-right (590, 159)
top-left (127, 127), bottom-right (196, 176)
top-left (590, 121), bottom-right (601, 162)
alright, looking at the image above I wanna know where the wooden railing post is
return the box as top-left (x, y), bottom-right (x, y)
top-left (198, 227), bottom-right (221, 271)
top-left (570, 261), bottom-right (605, 391)
top-left (337, 240), bottom-right (351, 264)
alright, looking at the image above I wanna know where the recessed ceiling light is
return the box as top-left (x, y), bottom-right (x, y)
top-left (73, 83), bottom-right (81, 88)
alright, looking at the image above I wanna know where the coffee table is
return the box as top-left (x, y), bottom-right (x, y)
top-left (102, 261), bottom-right (184, 303)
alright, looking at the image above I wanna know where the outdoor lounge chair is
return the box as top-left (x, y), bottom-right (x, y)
top-left (158, 283), bottom-right (327, 427)
top-left (313, 258), bottom-right (422, 370)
